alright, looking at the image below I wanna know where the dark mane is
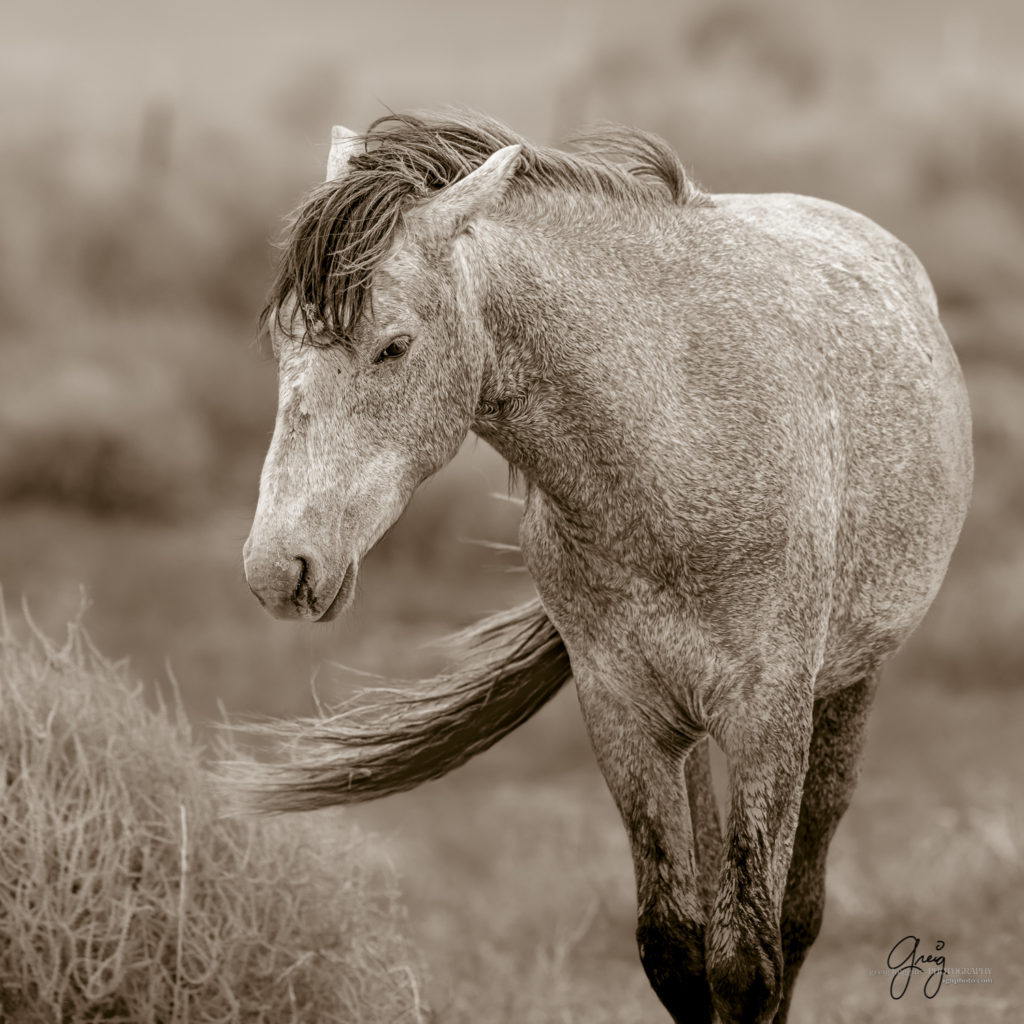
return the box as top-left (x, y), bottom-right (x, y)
top-left (262, 110), bottom-right (707, 343)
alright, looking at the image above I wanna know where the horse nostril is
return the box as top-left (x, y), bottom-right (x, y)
top-left (292, 556), bottom-right (312, 609)
top-left (244, 543), bottom-right (322, 618)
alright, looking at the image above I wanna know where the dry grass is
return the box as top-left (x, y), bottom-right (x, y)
top-left (0, 603), bottom-right (428, 1024)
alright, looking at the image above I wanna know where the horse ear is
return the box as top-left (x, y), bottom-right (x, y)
top-left (326, 125), bottom-right (360, 181)
top-left (426, 144), bottom-right (522, 240)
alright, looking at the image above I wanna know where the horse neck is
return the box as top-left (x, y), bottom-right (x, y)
top-left (470, 190), bottom-right (685, 530)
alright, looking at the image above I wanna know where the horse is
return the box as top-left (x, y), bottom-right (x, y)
top-left (240, 111), bottom-right (972, 1023)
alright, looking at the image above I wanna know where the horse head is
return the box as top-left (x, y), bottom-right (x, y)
top-left (243, 126), bottom-right (520, 620)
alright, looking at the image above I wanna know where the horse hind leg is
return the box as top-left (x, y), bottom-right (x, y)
top-left (574, 668), bottom-right (715, 1023)
top-left (772, 673), bottom-right (878, 1024)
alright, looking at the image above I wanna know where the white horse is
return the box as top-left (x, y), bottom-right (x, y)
top-left (241, 113), bottom-right (972, 1023)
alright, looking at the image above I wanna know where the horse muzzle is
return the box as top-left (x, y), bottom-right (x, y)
top-left (243, 536), bottom-right (358, 622)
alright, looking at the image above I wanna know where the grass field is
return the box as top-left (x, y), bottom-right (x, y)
top-left (2, 509), bottom-right (1022, 1022)
top-left (2, 0), bottom-right (1023, 1019)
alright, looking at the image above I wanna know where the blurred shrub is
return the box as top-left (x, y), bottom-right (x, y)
top-left (0, 111), bottom-right (291, 517)
top-left (684, 3), bottom-right (823, 102)
top-left (0, 608), bottom-right (427, 1023)
top-left (0, 350), bottom-right (215, 517)
top-left (0, 116), bottom-right (283, 326)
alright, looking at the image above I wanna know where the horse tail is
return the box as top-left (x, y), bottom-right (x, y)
top-left (229, 599), bottom-right (571, 813)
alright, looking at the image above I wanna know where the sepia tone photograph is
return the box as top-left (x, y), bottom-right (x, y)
top-left (1, 1), bottom-right (1021, 1021)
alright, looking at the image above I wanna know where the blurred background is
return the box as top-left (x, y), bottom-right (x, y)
top-left (2, 0), bottom-right (1022, 1020)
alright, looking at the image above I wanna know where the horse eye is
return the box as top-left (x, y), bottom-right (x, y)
top-left (373, 336), bottom-right (412, 364)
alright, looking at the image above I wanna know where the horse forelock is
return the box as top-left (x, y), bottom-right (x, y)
top-left (261, 109), bottom-right (707, 344)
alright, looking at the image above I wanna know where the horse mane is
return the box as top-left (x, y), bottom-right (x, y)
top-left (262, 109), bottom-right (707, 343)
